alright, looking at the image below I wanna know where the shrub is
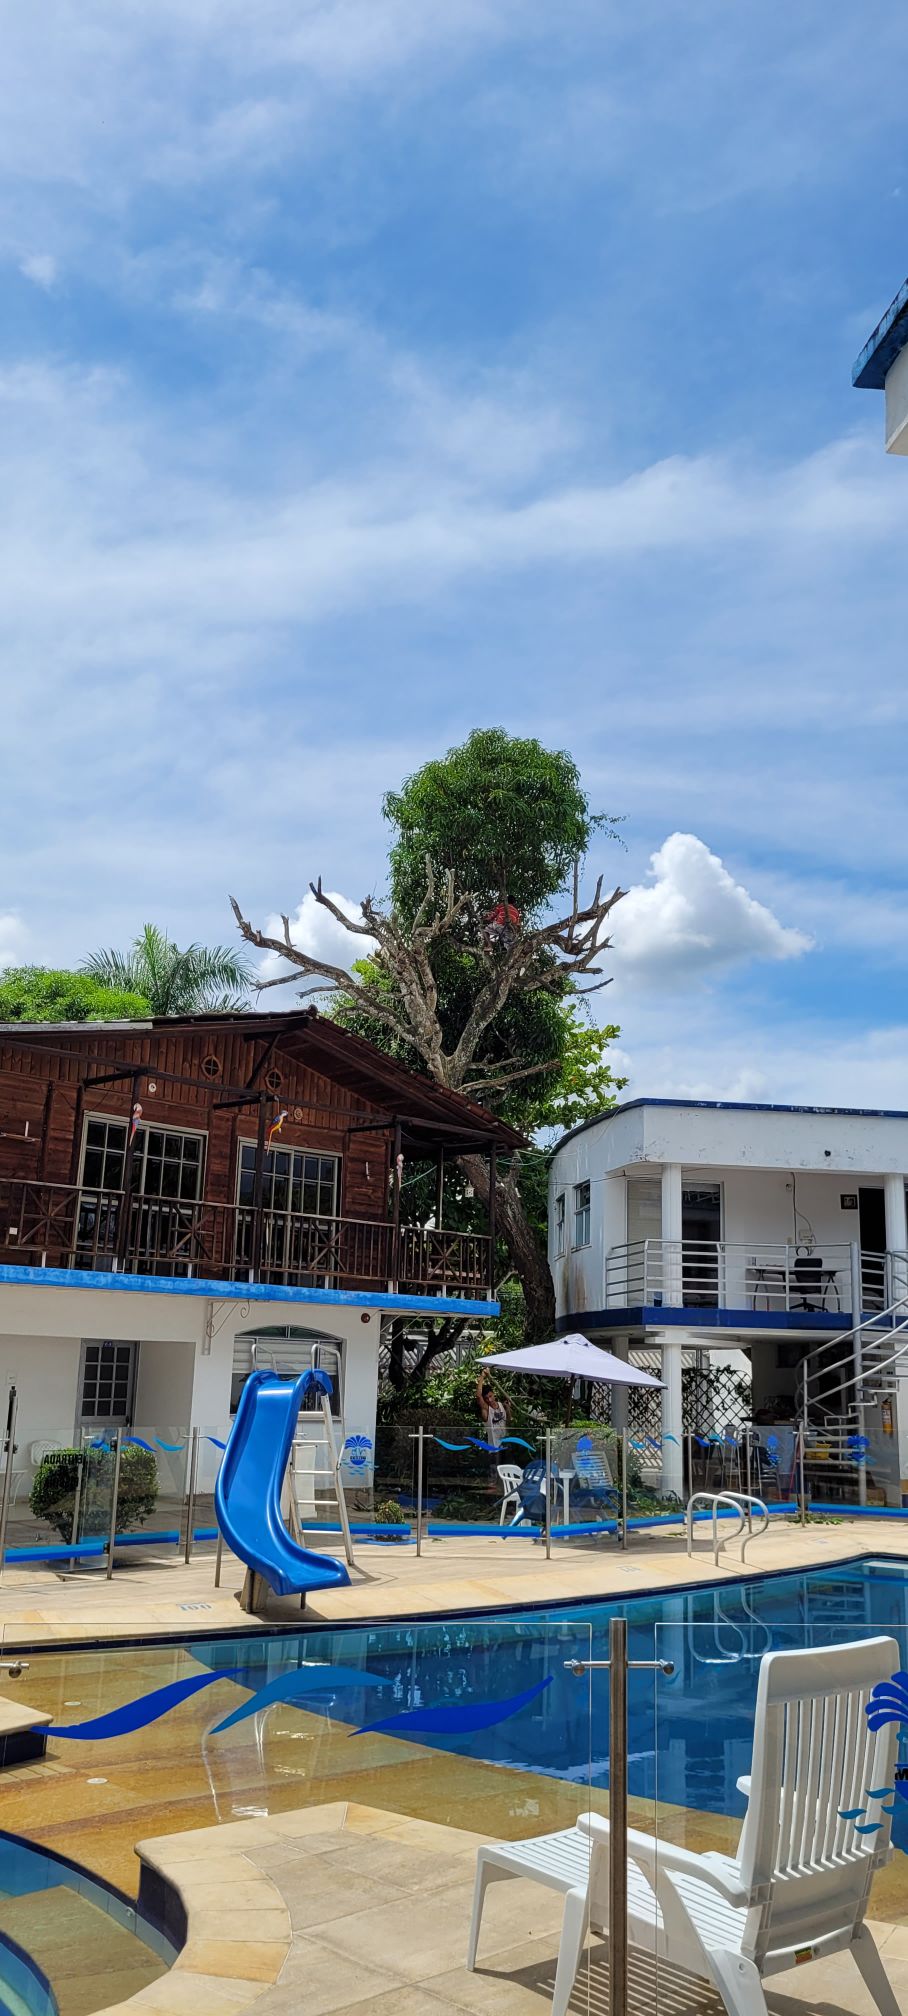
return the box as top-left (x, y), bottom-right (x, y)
top-left (29, 1444), bottom-right (158, 1541)
top-left (373, 1496), bottom-right (408, 1541)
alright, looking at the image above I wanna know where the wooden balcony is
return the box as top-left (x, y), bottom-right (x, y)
top-left (0, 1179), bottom-right (493, 1301)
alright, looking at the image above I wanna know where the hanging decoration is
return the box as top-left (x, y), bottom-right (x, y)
top-left (129, 1102), bottom-right (143, 1142)
top-left (266, 1107), bottom-right (288, 1152)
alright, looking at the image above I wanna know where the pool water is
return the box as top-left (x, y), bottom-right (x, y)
top-left (2, 1556), bottom-right (906, 1923)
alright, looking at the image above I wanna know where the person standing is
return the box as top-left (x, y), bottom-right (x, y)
top-left (476, 1372), bottom-right (510, 1451)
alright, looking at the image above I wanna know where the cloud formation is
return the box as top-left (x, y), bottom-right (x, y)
top-left (257, 890), bottom-right (376, 994)
top-left (613, 834), bottom-right (812, 983)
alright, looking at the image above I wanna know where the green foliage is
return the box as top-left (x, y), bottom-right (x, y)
top-left (384, 726), bottom-right (620, 922)
top-left (29, 1444), bottom-right (158, 1541)
top-left (83, 923), bottom-right (254, 1016)
top-left (373, 1496), bottom-right (408, 1539)
top-left (0, 967), bottom-right (149, 1023)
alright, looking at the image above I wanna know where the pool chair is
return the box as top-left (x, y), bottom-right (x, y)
top-left (468, 1634), bottom-right (902, 2016)
top-left (513, 1456), bottom-right (555, 1528)
top-left (495, 1463), bottom-right (524, 1526)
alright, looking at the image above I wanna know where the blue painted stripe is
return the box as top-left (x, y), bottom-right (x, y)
top-left (0, 1262), bottom-right (498, 1318)
top-left (427, 1521), bottom-right (542, 1537)
top-left (559, 1306), bottom-right (869, 1334)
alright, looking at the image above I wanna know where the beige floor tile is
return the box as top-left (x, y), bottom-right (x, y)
top-left (268, 1938), bottom-right (403, 2011)
top-left (175, 1940), bottom-right (289, 1983)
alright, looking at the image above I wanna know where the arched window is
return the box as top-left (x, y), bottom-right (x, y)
top-left (231, 1324), bottom-right (344, 1418)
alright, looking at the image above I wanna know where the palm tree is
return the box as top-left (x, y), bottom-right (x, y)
top-left (83, 924), bottom-right (254, 1016)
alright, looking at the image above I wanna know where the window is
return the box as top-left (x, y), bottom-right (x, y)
top-left (236, 1143), bottom-right (339, 1218)
top-left (231, 1326), bottom-right (344, 1416)
top-left (76, 1117), bottom-right (206, 1269)
top-left (77, 1339), bottom-right (136, 1425)
top-left (554, 1192), bottom-right (566, 1258)
top-left (573, 1179), bottom-right (591, 1249)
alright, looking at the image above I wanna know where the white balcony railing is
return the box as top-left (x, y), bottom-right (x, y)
top-left (604, 1239), bottom-right (899, 1316)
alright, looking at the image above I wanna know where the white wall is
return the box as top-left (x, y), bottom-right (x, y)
top-left (885, 342), bottom-right (908, 454)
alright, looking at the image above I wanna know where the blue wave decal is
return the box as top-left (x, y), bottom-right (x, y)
top-left (154, 1439), bottom-right (185, 1452)
top-left (206, 1436), bottom-right (227, 1451)
top-left (500, 1437), bottom-right (534, 1452)
top-left (433, 1438), bottom-right (471, 1451)
top-left (124, 1437), bottom-right (155, 1452)
top-left (868, 1786), bottom-right (895, 1799)
top-left (351, 1673), bottom-right (554, 1739)
top-left (866, 1673), bottom-right (908, 1732)
top-left (855, 1821), bottom-right (883, 1835)
top-left (209, 1664), bottom-right (392, 1735)
top-left (47, 1669), bottom-right (244, 1739)
top-left (838, 1806), bottom-right (865, 1821)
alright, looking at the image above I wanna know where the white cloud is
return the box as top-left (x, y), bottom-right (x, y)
top-left (257, 889), bottom-right (376, 992)
top-left (19, 253), bottom-right (57, 289)
top-left (0, 915), bottom-right (29, 970)
top-left (612, 833), bottom-right (812, 983)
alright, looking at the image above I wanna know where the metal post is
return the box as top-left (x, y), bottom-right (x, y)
top-left (745, 1426), bottom-right (753, 1504)
top-left (621, 1426), bottom-right (629, 1551)
top-left (487, 1146), bottom-right (497, 1298)
top-left (389, 1117), bottom-right (402, 1293)
top-left (116, 1072), bottom-right (143, 1268)
top-left (70, 1450), bottom-right (84, 1550)
top-left (249, 1095), bottom-right (268, 1282)
top-left (214, 1530), bottom-right (224, 1587)
top-left (415, 1425), bottom-right (424, 1558)
top-left (850, 1240), bottom-right (868, 1508)
top-left (322, 1394), bottom-right (354, 1568)
top-left (544, 1428), bottom-right (552, 1560)
top-left (183, 1427), bottom-right (200, 1565)
top-left (608, 1615), bottom-right (629, 2016)
top-left (798, 1424), bottom-right (808, 1525)
top-left (105, 1429), bottom-right (123, 1580)
top-left (0, 1388), bottom-right (18, 1584)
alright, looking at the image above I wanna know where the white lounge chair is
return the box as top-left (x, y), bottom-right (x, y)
top-left (468, 1634), bottom-right (902, 2016)
top-left (495, 1463), bottom-right (524, 1526)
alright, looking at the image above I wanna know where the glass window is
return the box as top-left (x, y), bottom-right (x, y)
top-left (237, 1144), bottom-right (339, 1219)
top-left (573, 1179), bottom-right (591, 1249)
top-left (554, 1193), bottom-right (566, 1258)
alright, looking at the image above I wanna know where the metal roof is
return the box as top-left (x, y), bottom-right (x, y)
top-left (555, 1095), bottom-right (908, 1152)
top-left (852, 277), bottom-right (908, 390)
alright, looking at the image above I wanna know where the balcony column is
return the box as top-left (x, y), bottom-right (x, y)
top-left (884, 1174), bottom-right (908, 1308)
top-left (661, 1163), bottom-right (683, 1306)
top-left (609, 1336), bottom-right (630, 1436)
top-left (654, 1328), bottom-right (684, 1499)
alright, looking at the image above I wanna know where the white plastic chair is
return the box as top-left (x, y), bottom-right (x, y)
top-left (495, 1463), bottom-right (524, 1526)
top-left (468, 1634), bottom-right (902, 2016)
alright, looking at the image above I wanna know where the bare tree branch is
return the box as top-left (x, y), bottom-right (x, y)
top-left (309, 878), bottom-right (376, 937)
top-left (462, 1058), bottom-right (561, 1095)
top-left (229, 895), bottom-right (417, 1050)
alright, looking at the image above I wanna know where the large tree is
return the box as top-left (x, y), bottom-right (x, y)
top-left (231, 728), bottom-right (626, 1337)
top-left (0, 967), bottom-right (149, 1022)
top-left (83, 923), bottom-right (253, 1016)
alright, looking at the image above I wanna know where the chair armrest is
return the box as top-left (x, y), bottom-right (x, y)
top-left (579, 1814), bottom-right (748, 1904)
top-left (736, 1775), bottom-right (751, 1799)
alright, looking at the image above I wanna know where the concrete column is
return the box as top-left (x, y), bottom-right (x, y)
top-left (655, 1329), bottom-right (684, 1499)
top-left (661, 1163), bottom-right (683, 1306)
top-left (884, 1174), bottom-right (908, 1308)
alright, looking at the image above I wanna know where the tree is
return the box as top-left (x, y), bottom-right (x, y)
top-left (0, 967), bottom-right (149, 1023)
top-left (231, 729), bottom-right (626, 1339)
top-left (83, 923), bottom-right (253, 1016)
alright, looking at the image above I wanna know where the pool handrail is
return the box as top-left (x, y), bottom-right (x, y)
top-left (686, 1489), bottom-right (770, 1568)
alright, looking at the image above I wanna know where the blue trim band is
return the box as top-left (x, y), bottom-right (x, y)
top-left (557, 1305), bottom-right (867, 1334)
top-left (555, 1091), bottom-right (908, 1151)
top-left (853, 278), bottom-right (908, 388)
top-left (0, 1262), bottom-right (498, 1319)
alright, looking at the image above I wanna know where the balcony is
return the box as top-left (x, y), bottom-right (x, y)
top-left (603, 1238), bottom-right (906, 1322)
top-left (0, 1179), bottom-right (493, 1301)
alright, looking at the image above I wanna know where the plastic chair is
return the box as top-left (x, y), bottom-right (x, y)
top-left (495, 1463), bottom-right (524, 1526)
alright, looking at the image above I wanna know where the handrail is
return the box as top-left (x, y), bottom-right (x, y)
top-left (799, 1293), bottom-right (908, 1418)
top-left (686, 1490), bottom-right (770, 1570)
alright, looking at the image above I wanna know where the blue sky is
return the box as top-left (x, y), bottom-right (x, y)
top-left (2, 1), bottom-right (908, 1103)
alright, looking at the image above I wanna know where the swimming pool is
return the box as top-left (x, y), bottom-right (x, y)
top-left (1, 1553), bottom-right (906, 1977)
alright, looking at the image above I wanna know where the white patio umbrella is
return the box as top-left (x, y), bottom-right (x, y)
top-left (482, 1332), bottom-right (664, 1387)
top-left (482, 1330), bottom-right (663, 1425)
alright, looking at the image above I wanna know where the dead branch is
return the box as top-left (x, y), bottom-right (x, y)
top-left (461, 1058), bottom-right (561, 1095)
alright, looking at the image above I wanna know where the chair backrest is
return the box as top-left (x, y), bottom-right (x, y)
top-left (517, 1457), bottom-right (557, 1516)
top-left (496, 1464), bottom-right (523, 1493)
top-left (737, 1635), bottom-right (900, 1966)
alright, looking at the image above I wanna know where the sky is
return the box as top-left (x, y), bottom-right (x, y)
top-left (2, 1), bottom-right (908, 1107)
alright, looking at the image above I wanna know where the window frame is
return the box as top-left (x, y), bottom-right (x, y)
top-left (235, 1140), bottom-right (341, 1219)
top-left (79, 1112), bottom-right (207, 1202)
top-left (572, 1178), bottom-right (592, 1250)
top-left (554, 1191), bottom-right (566, 1259)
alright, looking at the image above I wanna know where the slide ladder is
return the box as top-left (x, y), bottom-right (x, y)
top-left (214, 1370), bottom-right (351, 1609)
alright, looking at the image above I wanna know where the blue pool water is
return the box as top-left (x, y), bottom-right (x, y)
top-left (185, 1554), bottom-right (908, 1851)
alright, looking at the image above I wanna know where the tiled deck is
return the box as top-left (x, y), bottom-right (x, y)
top-left (99, 1803), bottom-right (908, 2016)
top-left (0, 1515), bottom-right (905, 1642)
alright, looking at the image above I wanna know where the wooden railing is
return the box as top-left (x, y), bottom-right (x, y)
top-left (0, 1180), bottom-right (493, 1300)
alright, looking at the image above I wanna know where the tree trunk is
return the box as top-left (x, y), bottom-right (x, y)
top-left (461, 1152), bottom-right (555, 1341)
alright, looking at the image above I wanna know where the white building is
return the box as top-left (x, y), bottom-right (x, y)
top-left (549, 1098), bottom-right (908, 1501)
top-left (853, 278), bottom-right (908, 453)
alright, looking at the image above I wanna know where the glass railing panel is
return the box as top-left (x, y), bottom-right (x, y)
top-left (422, 1419), bottom-right (544, 1544)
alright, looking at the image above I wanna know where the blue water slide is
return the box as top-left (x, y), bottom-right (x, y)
top-left (214, 1369), bottom-right (350, 1598)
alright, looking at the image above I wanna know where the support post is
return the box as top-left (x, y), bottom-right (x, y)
top-left (115, 1072), bottom-right (143, 1268)
top-left (105, 1430), bottom-right (123, 1580)
top-left (661, 1163), bottom-right (683, 1306)
top-left (487, 1145), bottom-right (497, 1297)
top-left (544, 1428), bottom-right (552, 1560)
top-left (435, 1150), bottom-right (444, 1229)
top-left (70, 1450), bottom-right (84, 1550)
top-left (214, 1530), bottom-right (224, 1587)
top-left (415, 1425), bottom-right (424, 1558)
top-left (183, 1427), bottom-right (200, 1565)
top-left (608, 1614), bottom-right (629, 2016)
top-left (249, 1095), bottom-right (268, 1282)
top-left (657, 1330), bottom-right (685, 1498)
top-left (389, 1118), bottom-right (402, 1292)
top-left (850, 1241), bottom-right (868, 1508)
top-left (797, 1425), bottom-right (808, 1525)
top-left (0, 1388), bottom-right (17, 1584)
top-left (621, 1426), bottom-right (629, 1550)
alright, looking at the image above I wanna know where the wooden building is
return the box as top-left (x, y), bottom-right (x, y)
top-left (0, 1010), bottom-right (516, 1470)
